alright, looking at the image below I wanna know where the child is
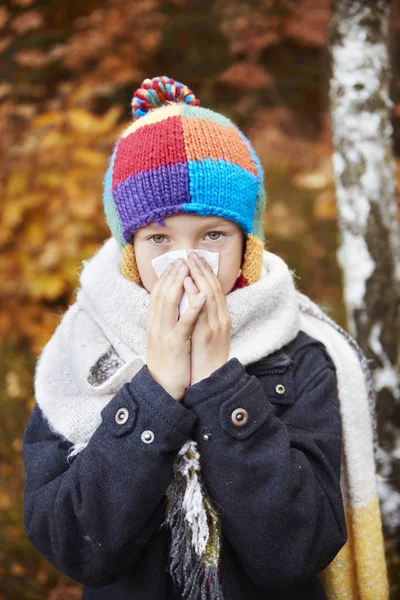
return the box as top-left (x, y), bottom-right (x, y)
top-left (22, 76), bottom-right (388, 599)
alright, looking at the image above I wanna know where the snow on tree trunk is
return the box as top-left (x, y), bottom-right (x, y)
top-left (329, 0), bottom-right (400, 535)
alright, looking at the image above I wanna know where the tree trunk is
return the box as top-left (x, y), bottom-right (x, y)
top-left (328, 0), bottom-right (400, 536)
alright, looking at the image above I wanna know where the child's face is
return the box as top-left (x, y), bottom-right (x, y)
top-left (133, 213), bottom-right (245, 295)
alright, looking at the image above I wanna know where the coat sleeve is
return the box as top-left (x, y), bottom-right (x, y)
top-left (182, 342), bottom-right (347, 589)
top-left (22, 365), bottom-right (197, 588)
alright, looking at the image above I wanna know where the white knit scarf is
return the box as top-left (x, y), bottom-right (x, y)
top-left (33, 237), bottom-right (388, 599)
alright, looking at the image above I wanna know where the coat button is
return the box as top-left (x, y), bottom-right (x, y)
top-left (275, 384), bottom-right (286, 395)
top-left (115, 407), bottom-right (129, 425)
top-left (141, 430), bottom-right (155, 443)
top-left (231, 408), bottom-right (249, 426)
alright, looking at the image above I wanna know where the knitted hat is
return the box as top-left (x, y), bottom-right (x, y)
top-left (103, 76), bottom-right (267, 288)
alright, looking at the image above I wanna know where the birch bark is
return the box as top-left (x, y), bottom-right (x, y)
top-left (329, 0), bottom-right (400, 534)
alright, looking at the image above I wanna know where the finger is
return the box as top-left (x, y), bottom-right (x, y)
top-left (198, 256), bottom-right (223, 299)
top-left (187, 255), bottom-right (212, 298)
top-left (150, 261), bottom-right (181, 332)
top-left (199, 256), bottom-right (230, 323)
top-left (188, 255), bottom-right (219, 328)
top-left (148, 262), bottom-right (173, 329)
top-left (183, 275), bottom-right (209, 327)
top-left (183, 275), bottom-right (199, 298)
top-left (157, 261), bottom-right (189, 331)
top-left (151, 261), bottom-right (180, 331)
top-left (187, 258), bottom-right (211, 327)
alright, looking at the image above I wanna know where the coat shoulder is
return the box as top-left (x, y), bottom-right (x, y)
top-left (281, 330), bottom-right (336, 372)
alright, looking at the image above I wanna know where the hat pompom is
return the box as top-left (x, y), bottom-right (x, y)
top-left (131, 75), bottom-right (200, 120)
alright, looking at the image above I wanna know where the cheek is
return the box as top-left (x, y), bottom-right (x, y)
top-left (133, 244), bottom-right (158, 291)
top-left (217, 257), bottom-right (242, 295)
top-left (141, 266), bottom-right (159, 291)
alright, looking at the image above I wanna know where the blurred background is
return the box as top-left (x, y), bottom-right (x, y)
top-left (0, 0), bottom-right (399, 598)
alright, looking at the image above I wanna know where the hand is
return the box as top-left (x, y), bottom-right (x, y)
top-left (183, 252), bottom-right (232, 386)
top-left (146, 259), bottom-right (206, 402)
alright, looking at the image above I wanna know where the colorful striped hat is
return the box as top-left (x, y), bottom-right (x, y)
top-left (103, 75), bottom-right (267, 288)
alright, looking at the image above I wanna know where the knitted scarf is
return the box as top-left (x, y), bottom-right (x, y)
top-left (33, 237), bottom-right (389, 599)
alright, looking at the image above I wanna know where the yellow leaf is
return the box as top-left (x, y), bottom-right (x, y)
top-left (2, 193), bottom-right (43, 230)
top-left (67, 106), bottom-right (124, 135)
top-left (72, 148), bottom-right (106, 168)
top-left (2, 202), bottom-right (25, 230)
top-left (31, 110), bottom-right (65, 129)
top-left (30, 273), bottom-right (66, 301)
top-left (41, 129), bottom-right (66, 151)
top-left (61, 261), bottom-right (80, 285)
top-left (36, 170), bottom-right (63, 189)
top-left (21, 192), bottom-right (43, 210)
top-left (5, 170), bottom-right (29, 197)
top-left (24, 217), bottom-right (47, 247)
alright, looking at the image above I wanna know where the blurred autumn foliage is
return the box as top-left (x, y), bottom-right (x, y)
top-left (1, 0), bottom-right (399, 598)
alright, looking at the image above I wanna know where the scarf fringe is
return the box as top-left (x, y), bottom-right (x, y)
top-left (163, 440), bottom-right (225, 599)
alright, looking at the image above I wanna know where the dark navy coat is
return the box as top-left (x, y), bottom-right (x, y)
top-left (22, 330), bottom-right (347, 599)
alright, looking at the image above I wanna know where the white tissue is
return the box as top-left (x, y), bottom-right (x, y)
top-left (151, 249), bottom-right (219, 317)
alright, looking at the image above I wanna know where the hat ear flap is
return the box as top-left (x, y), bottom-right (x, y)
top-left (240, 234), bottom-right (265, 285)
top-left (121, 244), bottom-right (142, 285)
